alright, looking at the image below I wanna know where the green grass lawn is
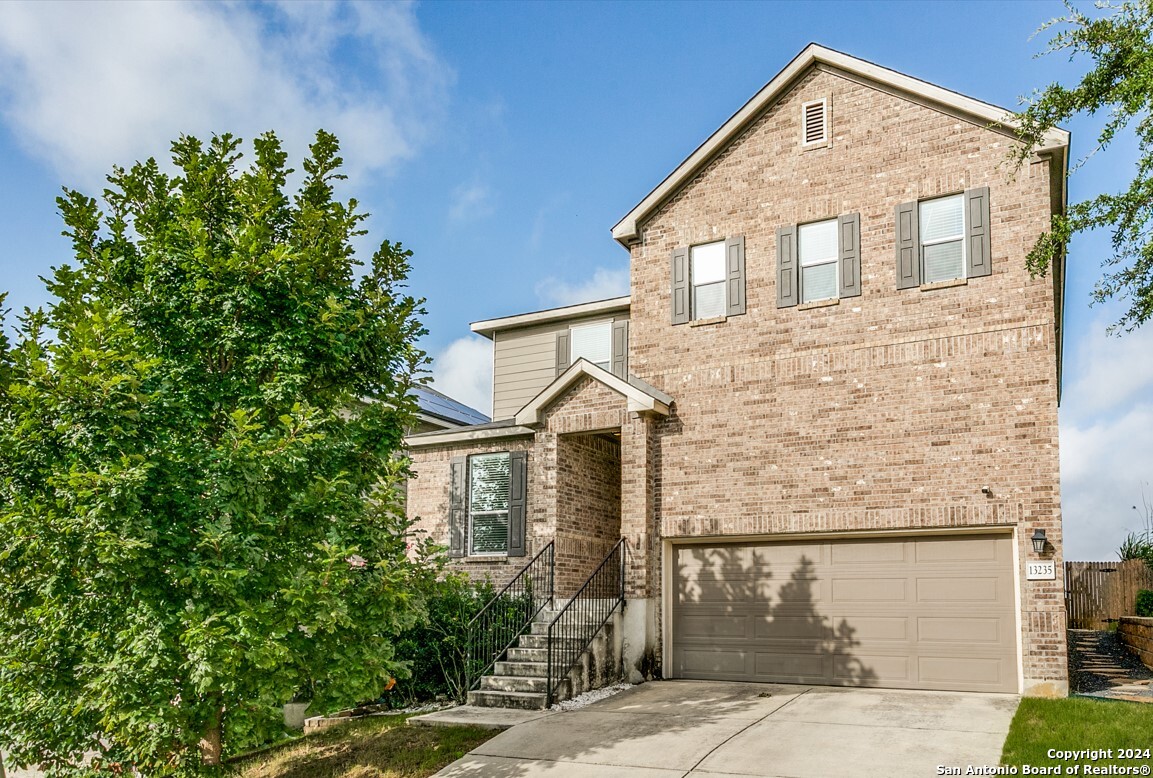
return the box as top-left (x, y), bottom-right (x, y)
top-left (1002, 698), bottom-right (1153, 771)
top-left (229, 714), bottom-right (496, 778)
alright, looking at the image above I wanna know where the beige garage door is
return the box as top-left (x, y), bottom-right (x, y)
top-left (671, 535), bottom-right (1018, 693)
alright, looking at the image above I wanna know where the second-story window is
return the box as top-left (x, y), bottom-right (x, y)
top-left (798, 219), bottom-right (839, 303)
top-left (919, 194), bottom-right (965, 283)
top-left (691, 241), bottom-right (727, 319)
top-left (569, 321), bottom-right (611, 370)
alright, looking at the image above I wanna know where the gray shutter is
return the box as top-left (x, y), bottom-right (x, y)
top-left (776, 226), bottom-right (798, 308)
top-left (507, 451), bottom-right (527, 557)
top-left (448, 457), bottom-right (466, 558)
top-left (838, 213), bottom-right (861, 298)
top-left (725, 236), bottom-right (746, 317)
top-left (611, 319), bottom-right (629, 378)
top-left (555, 330), bottom-right (571, 376)
top-left (671, 247), bottom-right (689, 324)
top-left (966, 187), bottom-right (991, 278)
top-left (895, 201), bottom-right (921, 289)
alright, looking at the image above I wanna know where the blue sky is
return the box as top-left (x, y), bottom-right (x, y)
top-left (0, 0), bottom-right (1149, 560)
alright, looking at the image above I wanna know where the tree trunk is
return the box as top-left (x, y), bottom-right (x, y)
top-left (199, 703), bottom-right (223, 766)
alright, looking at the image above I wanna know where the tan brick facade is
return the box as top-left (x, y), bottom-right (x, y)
top-left (407, 54), bottom-right (1067, 695)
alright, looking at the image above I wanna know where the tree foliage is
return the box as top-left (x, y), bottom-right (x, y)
top-left (0, 131), bottom-right (435, 775)
top-left (1012, 0), bottom-right (1153, 332)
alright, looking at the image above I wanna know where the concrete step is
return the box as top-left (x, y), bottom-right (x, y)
top-left (528, 621), bottom-right (603, 636)
top-left (506, 647), bottom-right (547, 662)
top-left (480, 675), bottom-right (547, 693)
top-left (467, 689), bottom-right (547, 710)
top-left (517, 633), bottom-right (586, 650)
top-left (494, 660), bottom-right (549, 677)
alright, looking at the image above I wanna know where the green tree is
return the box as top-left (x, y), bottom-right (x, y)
top-left (1012, 0), bottom-right (1153, 332)
top-left (0, 131), bottom-right (434, 775)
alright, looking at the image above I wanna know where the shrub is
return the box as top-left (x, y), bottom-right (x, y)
top-left (391, 574), bottom-right (496, 705)
top-left (1136, 589), bottom-right (1153, 617)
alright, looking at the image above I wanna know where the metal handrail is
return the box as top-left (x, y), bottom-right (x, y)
top-left (545, 538), bottom-right (626, 706)
top-left (465, 541), bottom-right (554, 692)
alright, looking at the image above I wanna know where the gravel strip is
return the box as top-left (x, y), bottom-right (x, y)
top-left (550, 683), bottom-right (634, 711)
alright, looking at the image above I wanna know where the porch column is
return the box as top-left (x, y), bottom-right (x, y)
top-left (621, 411), bottom-right (658, 598)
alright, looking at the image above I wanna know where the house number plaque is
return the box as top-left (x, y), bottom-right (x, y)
top-left (1026, 561), bottom-right (1056, 581)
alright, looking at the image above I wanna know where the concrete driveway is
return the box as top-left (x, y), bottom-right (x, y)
top-left (434, 680), bottom-right (1019, 777)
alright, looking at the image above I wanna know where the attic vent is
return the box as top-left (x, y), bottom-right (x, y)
top-left (802, 99), bottom-right (828, 146)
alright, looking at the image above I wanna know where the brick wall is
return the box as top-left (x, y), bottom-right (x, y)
top-left (628, 66), bottom-right (1065, 687)
top-left (1119, 617), bottom-right (1153, 671)
top-left (554, 432), bottom-right (621, 596)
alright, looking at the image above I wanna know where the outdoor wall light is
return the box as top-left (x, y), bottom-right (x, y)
top-left (1031, 528), bottom-right (1048, 555)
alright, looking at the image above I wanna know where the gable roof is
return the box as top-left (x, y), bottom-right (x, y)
top-left (514, 359), bottom-right (672, 426)
top-left (611, 43), bottom-right (1070, 247)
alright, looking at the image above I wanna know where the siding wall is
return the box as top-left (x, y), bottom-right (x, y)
top-left (492, 312), bottom-right (629, 420)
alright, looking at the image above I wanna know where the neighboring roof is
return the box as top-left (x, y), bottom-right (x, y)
top-left (404, 417), bottom-right (535, 448)
top-left (611, 43), bottom-right (1071, 247)
top-left (471, 296), bottom-right (630, 339)
top-left (514, 359), bottom-right (672, 426)
top-left (411, 384), bottom-right (490, 427)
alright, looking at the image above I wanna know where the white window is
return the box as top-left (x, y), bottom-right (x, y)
top-left (919, 194), bottom-right (965, 283)
top-left (691, 241), bottom-right (726, 319)
top-left (569, 321), bottom-right (612, 370)
top-left (468, 453), bottom-right (510, 556)
top-left (802, 99), bottom-right (828, 146)
top-left (798, 219), bottom-right (839, 303)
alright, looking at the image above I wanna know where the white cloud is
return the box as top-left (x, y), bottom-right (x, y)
top-left (1059, 315), bottom-right (1153, 560)
top-left (0, 1), bottom-right (452, 188)
top-left (448, 180), bottom-right (495, 224)
top-left (431, 336), bottom-right (492, 419)
top-left (535, 266), bottom-right (630, 308)
top-left (1062, 318), bottom-right (1153, 419)
top-left (1060, 404), bottom-right (1153, 561)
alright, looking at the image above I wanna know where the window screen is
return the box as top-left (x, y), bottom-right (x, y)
top-left (469, 453), bottom-right (510, 555)
top-left (570, 321), bottom-right (612, 370)
top-left (799, 219), bottom-right (838, 302)
top-left (691, 241), bottom-right (726, 319)
top-left (920, 195), bottom-right (965, 283)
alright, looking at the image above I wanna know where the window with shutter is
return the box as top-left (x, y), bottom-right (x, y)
top-left (897, 189), bottom-right (991, 289)
top-left (802, 99), bottom-right (828, 146)
top-left (780, 214), bottom-right (860, 306)
top-left (673, 238), bottom-right (746, 323)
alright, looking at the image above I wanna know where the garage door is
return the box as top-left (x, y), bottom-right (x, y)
top-left (671, 535), bottom-right (1018, 693)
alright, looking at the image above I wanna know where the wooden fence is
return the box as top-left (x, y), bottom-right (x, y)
top-left (1065, 560), bottom-right (1153, 629)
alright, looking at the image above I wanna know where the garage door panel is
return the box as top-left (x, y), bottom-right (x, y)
top-left (916, 577), bottom-right (999, 602)
top-left (830, 541), bottom-right (909, 564)
top-left (836, 615), bottom-right (908, 641)
top-left (672, 535), bottom-right (1017, 693)
top-left (831, 577), bottom-right (907, 602)
top-left (919, 656), bottom-right (1006, 686)
top-left (840, 654), bottom-right (909, 683)
top-left (915, 537), bottom-right (1000, 563)
top-left (918, 616), bottom-right (1001, 643)
top-left (677, 614), bottom-right (753, 640)
top-left (678, 648), bottom-right (749, 676)
top-left (754, 651), bottom-right (829, 680)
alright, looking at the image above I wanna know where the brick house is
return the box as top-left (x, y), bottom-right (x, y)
top-left (406, 44), bottom-right (1069, 698)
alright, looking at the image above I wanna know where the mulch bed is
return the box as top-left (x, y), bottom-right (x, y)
top-left (1067, 629), bottom-right (1153, 693)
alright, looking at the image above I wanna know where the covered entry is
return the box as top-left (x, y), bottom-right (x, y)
top-left (670, 534), bottom-right (1018, 693)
